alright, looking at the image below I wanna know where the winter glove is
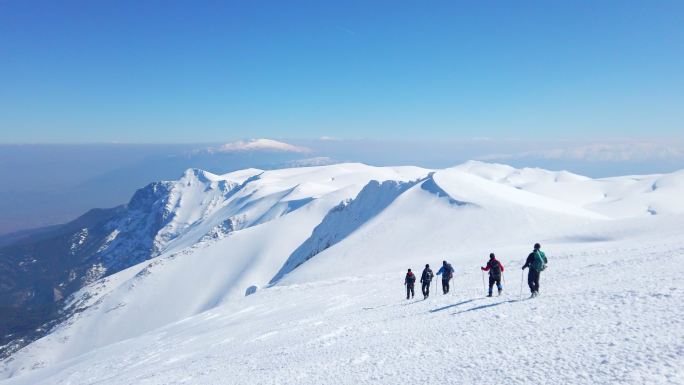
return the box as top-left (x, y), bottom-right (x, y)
top-left (521, 266), bottom-right (526, 270)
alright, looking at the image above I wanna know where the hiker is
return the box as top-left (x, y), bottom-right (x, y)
top-left (420, 264), bottom-right (434, 299)
top-left (481, 253), bottom-right (504, 297)
top-left (522, 243), bottom-right (548, 297)
top-left (436, 260), bottom-right (454, 294)
top-left (404, 269), bottom-right (416, 299)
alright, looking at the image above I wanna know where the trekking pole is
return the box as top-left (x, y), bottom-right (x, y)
top-left (481, 270), bottom-right (485, 294)
top-left (519, 269), bottom-right (524, 300)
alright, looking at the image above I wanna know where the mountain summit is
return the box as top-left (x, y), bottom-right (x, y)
top-left (204, 139), bottom-right (311, 154)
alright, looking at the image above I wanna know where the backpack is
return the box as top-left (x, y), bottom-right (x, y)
top-left (447, 264), bottom-right (454, 279)
top-left (532, 250), bottom-right (547, 272)
top-left (489, 260), bottom-right (501, 276)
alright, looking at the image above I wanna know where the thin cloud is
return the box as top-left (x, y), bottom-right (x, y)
top-left (318, 136), bottom-right (341, 142)
top-left (336, 26), bottom-right (357, 36)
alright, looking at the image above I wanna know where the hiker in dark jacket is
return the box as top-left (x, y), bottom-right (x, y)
top-left (481, 253), bottom-right (504, 297)
top-left (522, 243), bottom-right (548, 297)
top-left (420, 264), bottom-right (434, 299)
top-left (436, 260), bottom-right (454, 294)
top-left (404, 269), bottom-right (416, 299)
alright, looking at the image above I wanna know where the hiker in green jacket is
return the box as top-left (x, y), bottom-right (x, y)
top-left (522, 243), bottom-right (548, 298)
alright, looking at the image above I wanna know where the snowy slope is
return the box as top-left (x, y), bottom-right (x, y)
top-left (456, 160), bottom-right (684, 218)
top-left (279, 169), bottom-right (608, 284)
top-left (0, 163), bottom-right (429, 377)
top-left (2, 162), bottom-right (684, 384)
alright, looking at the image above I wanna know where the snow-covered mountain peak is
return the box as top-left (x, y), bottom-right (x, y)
top-left (180, 168), bottom-right (222, 184)
top-left (206, 139), bottom-right (311, 154)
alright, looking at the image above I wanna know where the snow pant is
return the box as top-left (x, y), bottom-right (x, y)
top-left (488, 276), bottom-right (502, 295)
top-left (442, 278), bottom-right (450, 294)
top-left (422, 281), bottom-right (431, 297)
top-left (406, 284), bottom-right (415, 299)
top-left (528, 269), bottom-right (540, 293)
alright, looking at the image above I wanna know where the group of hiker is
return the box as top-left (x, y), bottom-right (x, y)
top-left (404, 243), bottom-right (548, 299)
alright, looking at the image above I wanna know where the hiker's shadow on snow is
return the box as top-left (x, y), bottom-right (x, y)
top-left (401, 299), bottom-right (424, 306)
top-left (429, 299), bottom-right (476, 313)
top-left (452, 300), bottom-right (519, 315)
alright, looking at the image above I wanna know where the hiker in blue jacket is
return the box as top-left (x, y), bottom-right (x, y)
top-left (436, 260), bottom-right (454, 294)
top-left (522, 243), bottom-right (548, 298)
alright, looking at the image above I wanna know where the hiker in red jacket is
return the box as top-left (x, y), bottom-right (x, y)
top-left (404, 269), bottom-right (416, 299)
top-left (481, 253), bottom-right (504, 297)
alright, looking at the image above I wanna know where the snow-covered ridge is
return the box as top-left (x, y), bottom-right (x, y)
top-left (272, 178), bottom-right (423, 283)
top-left (2, 161), bottom-right (684, 384)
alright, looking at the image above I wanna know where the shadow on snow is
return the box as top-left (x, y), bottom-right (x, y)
top-left (429, 299), bottom-right (477, 313)
top-left (452, 299), bottom-right (520, 315)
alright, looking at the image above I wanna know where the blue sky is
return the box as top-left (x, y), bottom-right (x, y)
top-left (1, 0), bottom-right (683, 143)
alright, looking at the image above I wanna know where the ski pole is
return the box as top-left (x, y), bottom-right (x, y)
top-left (520, 269), bottom-right (524, 300)
top-left (481, 269), bottom-right (486, 294)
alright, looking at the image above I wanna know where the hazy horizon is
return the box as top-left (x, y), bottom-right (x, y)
top-left (1, 138), bottom-right (683, 235)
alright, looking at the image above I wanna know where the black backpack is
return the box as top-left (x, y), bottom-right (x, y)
top-left (489, 260), bottom-right (501, 276)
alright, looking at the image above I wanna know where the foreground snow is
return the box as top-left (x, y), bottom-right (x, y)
top-left (2, 161), bottom-right (683, 384)
top-left (4, 224), bottom-right (683, 385)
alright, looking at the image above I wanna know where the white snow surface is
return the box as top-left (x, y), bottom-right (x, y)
top-left (2, 161), bottom-right (684, 384)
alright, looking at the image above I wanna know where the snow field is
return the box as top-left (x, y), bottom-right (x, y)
top-left (2, 161), bottom-right (684, 384)
top-left (4, 229), bottom-right (683, 384)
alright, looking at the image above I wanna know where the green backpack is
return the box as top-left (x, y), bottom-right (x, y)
top-left (532, 250), bottom-right (547, 272)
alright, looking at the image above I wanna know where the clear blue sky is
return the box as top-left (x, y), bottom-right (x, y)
top-left (1, 0), bottom-right (682, 143)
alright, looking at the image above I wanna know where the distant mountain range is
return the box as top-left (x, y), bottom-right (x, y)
top-left (0, 139), bottom-right (339, 235)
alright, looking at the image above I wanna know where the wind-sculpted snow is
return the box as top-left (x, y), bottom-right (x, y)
top-left (271, 179), bottom-right (420, 283)
top-left (419, 172), bottom-right (469, 206)
top-left (2, 162), bottom-right (684, 384)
